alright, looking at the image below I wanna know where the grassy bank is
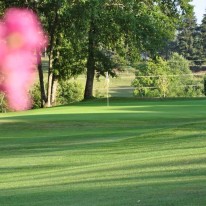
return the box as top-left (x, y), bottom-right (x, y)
top-left (0, 98), bottom-right (206, 205)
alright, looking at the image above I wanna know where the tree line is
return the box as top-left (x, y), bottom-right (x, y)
top-left (0, 0), bottom-right (193, 108)
top-left (161, 9), bottom-right (206, 65)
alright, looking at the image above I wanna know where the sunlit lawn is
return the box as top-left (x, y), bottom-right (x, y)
top-left (0, 98), bottom-right (206, 206)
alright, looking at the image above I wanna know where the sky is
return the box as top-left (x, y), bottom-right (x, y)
top-left (191, 0), bottom-right (206, 24)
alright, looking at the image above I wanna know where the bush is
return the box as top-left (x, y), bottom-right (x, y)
top-left (30, 84), bottom-right (42, 109)
top-left (167, 53), bottom-right (203, 97)
top-left (0, 92), bottom-right (7, 112)
top-left (30, 81), bottom-right (84, 109)
top-left (57, 81), bottom-right (84, 105)
top-left (132, 53), bottom-right (204, 98)
top-left (132, 57), bottom-right (171, 97)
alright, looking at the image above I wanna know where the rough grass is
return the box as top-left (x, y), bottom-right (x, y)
top-left (0, 98), bottom-right (206, 206)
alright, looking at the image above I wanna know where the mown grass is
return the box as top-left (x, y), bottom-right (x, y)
top-left (0, 98), bottom-right (206, 206)
top-left (69, 73), bottom-right (135, 98)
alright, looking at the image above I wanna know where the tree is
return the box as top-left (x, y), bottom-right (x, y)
top-left (1, 0), bottom-right (193, 103)
top-left (2, 0), bottom-right (84, 107)
top-left (201, 11), bottom-right (206, 62)
top-left (176, 12), bottom-right (198, 61)
top-left (193, 24), bottom-right (203, 65)
top-left (68, 0), bottom-right (193, 99)
top-left (1, 0), bottom-right (50, 107)
top-left (132, 57), bottom-right (171, 97)
top-left (161, 10), bottom-right (203, 66)
top-left (30, 1), bottom-right (86, 106)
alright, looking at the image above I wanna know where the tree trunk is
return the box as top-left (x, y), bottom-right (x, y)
top-left (45, 3), bottom-right (59, 107)
top-left (37, 52), bottom-right (47, 107)
top-left (84, 14), bottom-right (96, 99)
top-left (84, 51), bottom-right (95, 99)
top-left (51, 75), bottom-right (58, 105)
top-left (46, 54), bottom-right (53, 107)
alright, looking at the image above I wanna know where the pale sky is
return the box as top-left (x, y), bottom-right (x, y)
top-left (191, 0), bottom-right (206, 24)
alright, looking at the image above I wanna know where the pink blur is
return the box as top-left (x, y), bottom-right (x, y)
top-left (0, 8), bottom-right (47, 111)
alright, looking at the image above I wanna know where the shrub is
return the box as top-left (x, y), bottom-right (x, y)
top-left (30, 81), bottom-right (84, 109)
top-left (167, 53), bottom-right (203, 97)
top-left (57, 81), bottom-right (84, 105)
top-left (30, 84), bottom-right (42, 109)
top-left (0, 92), bottom-right (7, 112)
top-left (132, 53), bottom-right (204, 98)
top-left (132, 57), bottom-right (171, 97)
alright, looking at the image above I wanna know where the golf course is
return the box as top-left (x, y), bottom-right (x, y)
top-left (0, 98), bottom-right (206, 206)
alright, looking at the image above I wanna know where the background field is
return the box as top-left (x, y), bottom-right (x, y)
top-left (42, 59), bottom-right (136, 98)
top-left (0, 98), bottom-right (206, 206)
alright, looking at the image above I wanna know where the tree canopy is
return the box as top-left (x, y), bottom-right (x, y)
top-left (0, 0), bottom-right (193, 104)
top-left (68, 0), bottom-right (193, 98)
top-left (201, 11), bottom-right (206, 62)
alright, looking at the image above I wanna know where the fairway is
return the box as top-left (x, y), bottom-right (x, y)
top-left (0, 98), bottom-right (206, 206)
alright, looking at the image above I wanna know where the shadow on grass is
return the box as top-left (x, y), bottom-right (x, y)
top-left (1, 110), bottom-right (206, 158)
top-left (1, 100), bottom-right (206, 205)
top-left (1, 175), bottom-right (206, 206)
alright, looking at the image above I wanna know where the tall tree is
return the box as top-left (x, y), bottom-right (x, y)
top-left (68, 0), bottom-right (193, 99)
top-left (201, 11), bottom-right (206, 62)
top-left (1, 0), bottom-right (193, 102)
top-left (2, 0), bottom-right (50, 106)
top-left (160, 10), bottom-right (203, 65)
top-left (2, 0), bottom-right (84, 107)
top-left (176, 12), bottom-right (197, 61)
top-left (193, 24), bottom-right (203, 65)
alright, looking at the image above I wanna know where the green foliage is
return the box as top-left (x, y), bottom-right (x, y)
top-left (193, 25), bottom-right (204, 65)
top-left (201, 13), bottom-right (206, 62)
top-left (57, 81), bottom-right (84, 105)
top-left (168, 52), bottom-right (190, 74)
top-left (0, 1), bottom-right (5, 17)
top-left (69, 0), bottom-right (193, 98)
top-left (1, 0), bottom-right (194, 102)
top-left (176, 13), bottom-right (198, 61)
top-left (204, 75), bottom-right (206, 96)
top-left (0, 92), bottom-right (7, 112)
top-left (132, 53), bottom-right (203, 97)
top-left (167, 53), bottom-right (203, 97)
top-left (30, 81), bottom-right (84, 108)
top-left (167, 53), bottom-right (191, 96)
top-left (30, 84), bottom-right (42, 109)
top-left (172, 11), bottom-right (206, 65)
top-left (132, 57), bottom-right (171, 97)
top-left (53, 36), bottom-right (86, 80)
